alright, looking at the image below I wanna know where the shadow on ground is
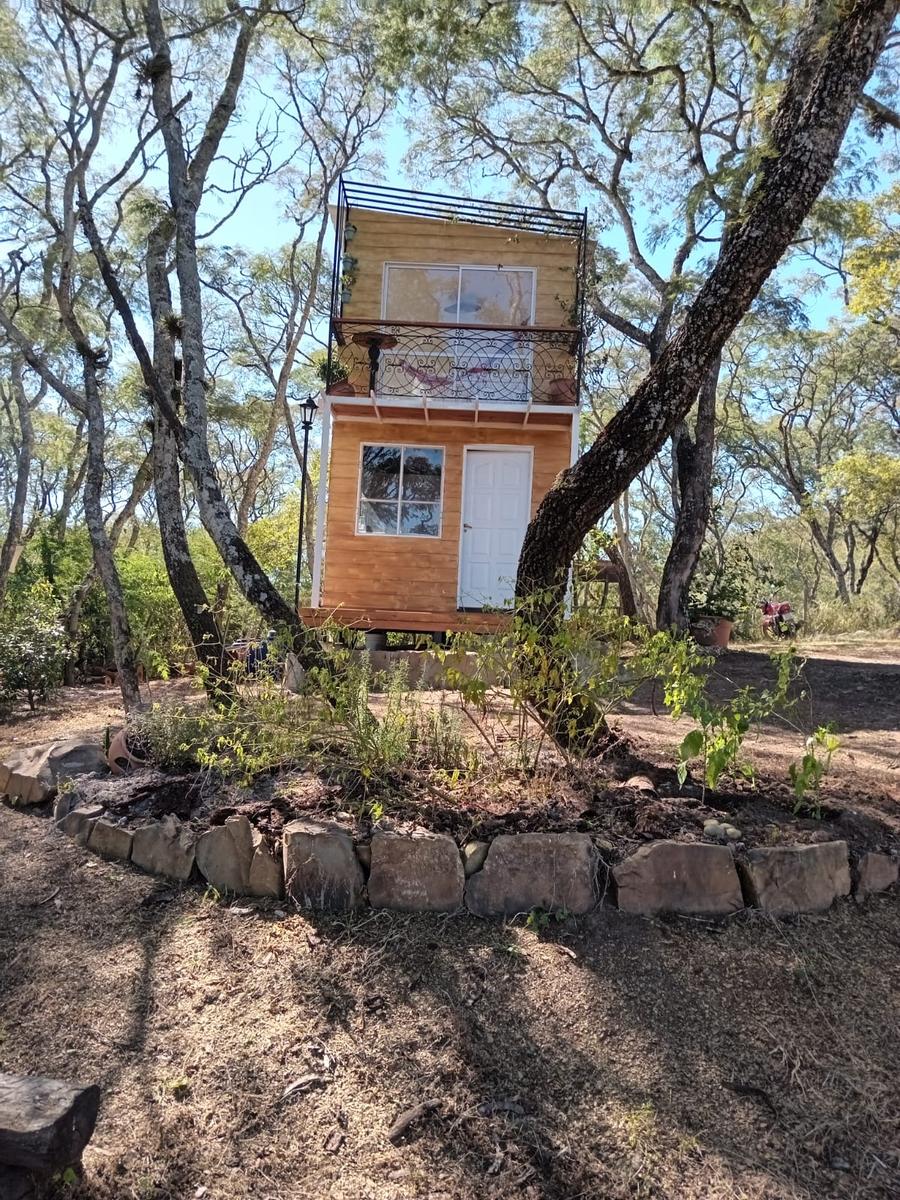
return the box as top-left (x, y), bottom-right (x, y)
top-left (2, 804), bottom-right (899, 1200)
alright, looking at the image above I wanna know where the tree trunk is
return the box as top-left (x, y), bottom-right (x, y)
top-left (146, 223), bottom-right (232, 703)
top-left (80, 360), bottom-right (143, 711)
top-left (141, 0), bottom-right (309, 648)
top-left (656, 355), bottom-right (721, 630)
top-left (604, 542), bottom-right (637, 620)
top-left (54, 418), bottom-right (86, 543)
top-left (806, 510), bottom-right (851, 603)
top-left (516, 0), bottom-right (898, 611)
top-left (62, 451), bottom-right (153, 685)
top-left (0, 358), bottom-right (37, 608)
top-left (611, 497), bottom-right (653, 623)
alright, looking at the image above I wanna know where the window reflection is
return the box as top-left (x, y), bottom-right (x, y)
top-left (357, 444), bottom-right (443, 536)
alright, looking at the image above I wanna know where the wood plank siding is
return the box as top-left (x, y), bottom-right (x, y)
top-left (342, 210), bottom-right (579, 326)
top-left (319, 418), bottom-right (572, 616)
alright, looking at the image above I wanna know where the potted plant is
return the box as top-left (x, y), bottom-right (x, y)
top-left (312, 351), bottom-right (354, 396)
top-left (688, 549), bottom-right (756, 648)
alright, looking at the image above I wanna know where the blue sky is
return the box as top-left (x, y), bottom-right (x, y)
top-left (206, 101), bottom-right (857, 335)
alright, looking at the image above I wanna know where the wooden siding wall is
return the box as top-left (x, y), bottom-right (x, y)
top-left (342, 210), bottom-right (579, 325)
top-left (321, 419), bottom-right (572, 612)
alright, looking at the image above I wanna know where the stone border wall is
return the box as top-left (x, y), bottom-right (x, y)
top-left (47, 798), bottom-right (899, 919)
top-left (4, 741), bottom-right (896, 921)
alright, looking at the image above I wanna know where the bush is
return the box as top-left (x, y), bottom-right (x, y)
top-left (0, 580), bottom-right (69, 712)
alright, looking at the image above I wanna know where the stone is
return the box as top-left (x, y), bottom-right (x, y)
top-left (355, 842), bottom-right (372, 871)
top-left (0, 1072), bottom-right (100, 1173)
top-left (195, 817), bottom-right (282, 898)
top-left (56, 803), bottom-right (105, 847)
top-left (131, 815), bottom-right (196, 881)
top-left (462, 840), bottom-right (490, 877)
top-left (283, 820), bottom-right (364, 911)
top-left (87, 820), bottom-right (133, 862)
top-left (196, 815), bottom-right (254, 894)
top-left (465, 833), bottom-right (598, 919)
top-left (0, 1165), bottom-right (33, 1199)
top-left (854, 852), bottom-right (898, 900)
top-left (247, 828), bottom-right (284, 899)
top-left (624, 775), bottom-right (656, 792)
top-left (52, 791), bottom-right (79, 823)
top-left (0, 740), bottom-right (106, 806)
top-left (368, 832), bottom-right (464, 912)
top-left (614, 841), bottom-right (743, 917)
top-left (739, 841), bottom-right (850, 915)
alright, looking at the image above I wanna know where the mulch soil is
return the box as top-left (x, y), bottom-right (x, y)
top-left (2, 802), bottom-right (899, 1200)
top-left (2, 641), bottom-right (900, 1198)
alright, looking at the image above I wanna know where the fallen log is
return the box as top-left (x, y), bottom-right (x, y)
top-left (0, 1074), bottom-right (100, 1174)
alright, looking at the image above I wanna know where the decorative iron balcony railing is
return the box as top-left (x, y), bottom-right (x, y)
top-left (327, 318), bottom-right (580, 407)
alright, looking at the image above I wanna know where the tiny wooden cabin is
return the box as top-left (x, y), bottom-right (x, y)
top-left (302, 180), bottom-right (586, 636)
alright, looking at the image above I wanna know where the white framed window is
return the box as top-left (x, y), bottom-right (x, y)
top-left (381, 264), bottom-right (536, 403)
top-left (382, 264), bottom-right (535, 326)
top-left (357, 443), bottom-right (444, 537)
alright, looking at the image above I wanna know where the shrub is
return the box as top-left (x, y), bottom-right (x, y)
top-left (132, 674), bottom-right (322, 782)
top-left (0, 580), bottom-right (70, 712)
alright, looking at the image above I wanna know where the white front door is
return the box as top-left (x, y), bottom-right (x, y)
top-left (459, 449), bottom-right (532, 609)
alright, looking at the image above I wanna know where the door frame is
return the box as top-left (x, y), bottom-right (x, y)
top-left (456, 444), bottom-right (534, 610)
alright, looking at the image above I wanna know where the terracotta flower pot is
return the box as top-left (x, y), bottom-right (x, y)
top-left (107, 727), bottom-right (150, 776)
top-left (690, 615), bottom-right (734, 648)
top-left (547, 376), bottom-right (577, 405)
top-left (328, 380), bottom-right (356, 396)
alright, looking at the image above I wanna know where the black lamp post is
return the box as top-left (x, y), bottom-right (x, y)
top-left (293, 393), bottom-right (319, 612)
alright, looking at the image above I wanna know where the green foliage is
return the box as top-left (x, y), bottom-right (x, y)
top-left (131, 670), bottom-right (321, 784)
top-left (434, 606), bottom-right (667, 769)
top-left (688, 546), bottom-right (760, 621)
top-left (789, 726), bottom-right (840, 817)
top-left (664, 642), bottom-right (797, 791)
top-left (312, 650), bottom-right (473, 793)
top-left (0, 580), bottom-right (69, 712)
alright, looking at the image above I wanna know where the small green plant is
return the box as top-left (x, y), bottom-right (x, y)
top-left (789, 725), bottom-right (840, 816)
top-left (434, 605), bottom-right (687, 771)
top-left (525, 907), bottom-right (551, 933)
top-left (163, 1075), bottom-right (191, 1100)
top-left (666, 645), bottom-right (796, 792)
top-left (525, 906), bottom-right (570, 933)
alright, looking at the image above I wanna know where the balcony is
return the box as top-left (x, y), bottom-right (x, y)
top-left (326, 317), bottom-right (581, 409)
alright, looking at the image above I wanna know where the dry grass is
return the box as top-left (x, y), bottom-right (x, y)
top-left (2, 804), bottom-right (899, 1200)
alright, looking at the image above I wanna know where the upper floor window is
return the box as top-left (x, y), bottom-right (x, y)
top-left (357, 444), bottom-right (444, 537)
top-left (383, 265), bottom-right (534, 326)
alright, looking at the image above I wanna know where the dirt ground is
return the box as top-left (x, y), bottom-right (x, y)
top-left (1, 641), bottom-right (899, 1199)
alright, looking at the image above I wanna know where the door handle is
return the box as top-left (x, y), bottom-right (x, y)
top-left (463, 523), bottom-right (472, 530)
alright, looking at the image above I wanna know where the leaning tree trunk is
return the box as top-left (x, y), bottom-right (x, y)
top-left (140, 0), bottom-right (309, 649)
top-left (656, 355), bottom-right (721, 631)
top-left (146, 223), bottom-right (232, 704)
top-left (516, 0), bottom-right (898, 612)
top-left (0, 357), bottom-right (37, 608)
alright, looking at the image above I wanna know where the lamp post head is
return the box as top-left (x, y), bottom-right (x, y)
top-left (297, 393), bottom-right (319, 431)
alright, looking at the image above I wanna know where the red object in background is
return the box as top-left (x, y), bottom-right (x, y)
top-left (761, 599), bottom-right (798, 638)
